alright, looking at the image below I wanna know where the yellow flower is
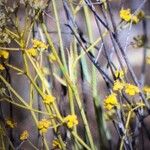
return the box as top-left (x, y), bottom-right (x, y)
top-left (6, 119), bottom-right (16, 128)
top-left (0, 50), bottom-right (9, 59)
top-left (0, 64), bottom-right (5, 71)
top-left (43, 95), bottom-right (55, 105)
top-left (52, 139), bottom-right (62, 149)
top-left (120, 8), bottom-right (132, 22)
top-left (104, 93), bottom-right (119, 110)
top-left (124, 84), bottom-right (139, 96)
top-left (143, 86), bottom-right (150, 94)
top-left (104, 109), bottom-right (116, 120)
top-left (120, 8), bottom-right (144, 24)
top-left (27, 48), bottom-right (38, 57)
top-left (114, 69), bottom-right (124, 79)
top-left (131, 15), bottom-right (139, 24)
top-left (146, 57), bottom-right (150, 64)
top-left (113, 80), bottom-right (124, 91)
top-left (64, 115), bottom-right (78, 128)
top-left (20, 130), bottom-right (29, 141)
top-left (38, 119), bottom-right (51, 133)
top-left (32, 39), bottom-right (48, 50)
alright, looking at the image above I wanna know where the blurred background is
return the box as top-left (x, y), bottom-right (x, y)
top-left (1, 0), bottom-right (150, 149)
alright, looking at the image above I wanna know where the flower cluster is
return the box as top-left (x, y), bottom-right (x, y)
top-left (104, 66), bottom-right (140, 114)
top-left (0, 50), bottom-right (9, 71)
top-left (0, 64), bottom-right (5, 71)
top-left (113, 80), bottom-right (140, 96)
top-left (52, 139), bottom-right (62, 149)
top-left (20, 130), bottom-right (29, 141)
top-left (27, 48), bottom-right (37, 57)
top-left (113, 80), bottom-right (124, 91)
top-left (32, 39), bottom-right (48, 50)
top-left (27, 39), bottom-right (48, 57)
top-left (104, 93), bottom-right (119, 111)
top-left (43, 94), bottom-right (55, 105)
top-left (120, 8), bottom-right (131, 22)
top-left (64, 115), bottom-right (78, 128)
top-left (0, 50), bottom-right (9, 59)
top-left (120, 8), bottom-right (144, 24)
top-left (143, 86), bottom-right (150, 94)
top-left (37, 119), bottom-right (51, 133)
top-left (114, 69), bottom-right (124, 79)
top-left (146, 56), bottom-right (150, 64)
top-left (124, 84), bottom-right (139, 96)
top-left (5, 119), bottom-right (16, 128)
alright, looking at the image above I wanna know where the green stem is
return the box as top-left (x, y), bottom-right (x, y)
top-left (41, 22), bottom-right (95, 149)
top-left (51, 0), bottom-right (67, 71)
top-left (72, 131), bottom-right (91, 150)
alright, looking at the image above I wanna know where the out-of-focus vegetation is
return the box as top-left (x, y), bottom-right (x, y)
top-left (0, 0), bottom-right (150, 149)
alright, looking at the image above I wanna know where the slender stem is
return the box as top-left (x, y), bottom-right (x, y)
top-left (52, 0), bottom-right (67, 71)
top-left (41, 22), bottom-right (95, 149)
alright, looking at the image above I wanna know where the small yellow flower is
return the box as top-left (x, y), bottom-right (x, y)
top-left (20, 130), bottom-right (29, 141)
top-left (0, 50), bottom-right (9, 59)
top-left (0, 64), bottom-right (5, 71)
top-left (124, 84), bottom-right (139, 96)
top-left (104, 93), bottom-right (119, 110)
top-left (52, 139), bottom-right (62, 149)
top-left (27, 48), bottom-right (38, 57)
top-left (113, 80), bottom-right (124, 91)
top-left (131, 15), bottom-right (139, 24)
top-left (143, 86), bottom-right (150, 94)
top-left (120, 8), bottom-right (144, 24)
top-left (114, 69), bottom-right (124, 79)
top-left (43, 95), bottom-right (55, 105)
top-left (6, 119), bottom-right (16, 128)
top-left (120, 8), bottom-right (132, 22)
top-left (32, 39), bottom-right (48, 50)
top-left (104, 109), bottom-right (116, 120)
top-left (64, 115), bottom-right (78, 128)
top-left (38, 119), bottom-right (51, 133)
top-left (146, 57), bottom-right (150, 64)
